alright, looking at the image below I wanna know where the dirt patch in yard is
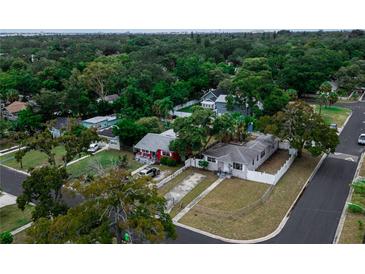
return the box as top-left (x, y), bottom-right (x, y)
top-left (180, 151), bottom-right (320, 240)
top-left (256, 149), bottom-right (290, 174)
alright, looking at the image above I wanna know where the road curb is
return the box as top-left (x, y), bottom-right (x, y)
top-left (11, 222), bottom-right (33, 236)
top-left (0, 164), bottom-right (30, 176)
top-left (333, 151), bottom-right (365, 244)
top-left (174, 153), bottom-right (328, 244)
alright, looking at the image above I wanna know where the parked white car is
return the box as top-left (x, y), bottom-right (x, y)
top-left (358, 134), bottom-right (365, 145)
top-left (87, 143), bottom-right (100, 153)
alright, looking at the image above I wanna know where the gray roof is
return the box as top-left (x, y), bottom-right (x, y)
top-left (134, 133), bottom-right (176, 152)
top-left (201, 89), bottom-right (227, 102)
top-left (203, 134), bottom-right (276, 164)
top-left (53, 117), bottom-right (69, 130)
top-left (83, 115), bottom-right (117, 124)
top-left (104, 94), bottom-right (120, 102)
top-left (98, 127), bottom-right (116, 138)
top-left (215, 94), bottom-right (227, 103)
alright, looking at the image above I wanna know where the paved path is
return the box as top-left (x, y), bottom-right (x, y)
top-left (0, 192), bottom-right (17, 208)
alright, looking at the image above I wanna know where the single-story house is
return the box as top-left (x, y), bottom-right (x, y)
top-left (97, 94), bottom-right (120, 103)
top-left (98, 127), bottom-right (120, 150)
top-left (4, 101), bottom-right (27, 120)
top-left (133, 129), bottom-right (179, 164)
top-left (50, 117), bottom-right (76, 138)
top-left (200, 89), bottom-right (250, 116)
top-left (199, 134), bottom-right (279, 179)
top-left (81, 115), bottom-right (118, 129)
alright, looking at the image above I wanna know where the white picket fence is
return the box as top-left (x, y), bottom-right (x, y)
top-left (156, 164), bottom-right (189, 189)
top-left (246, 150), bottom-right (297, 185)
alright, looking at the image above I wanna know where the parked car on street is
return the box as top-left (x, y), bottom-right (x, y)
top-left (139, 167), bottom-right (160, 177)
top-left (87, 143), bottom-right (100, 153)
top-left (358, 134), bottom-right (365, 145)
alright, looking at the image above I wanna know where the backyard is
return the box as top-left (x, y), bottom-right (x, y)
top-left (0, 145), bottom-right (67, 171)
top-left (0, 204), bottom-right (33, 233)
top-left (66, 149), bottom-right (142, 178)
top-left (313, 104), bottom-right (351, 128)
top-left (179, 151), bottom-right (320, 240)
top-left (256, 149), bottom-right (290, 174)
top-left (178, 104), bottom-right (200, 113)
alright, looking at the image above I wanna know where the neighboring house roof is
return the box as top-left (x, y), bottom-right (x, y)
top-left (98, 94), bottom-right (120, 103)
top-left (134, 133), bottom-right (176, 153)
top-left (201, 88), bottom-right (226, 102)
top-left (203, 134), bottom-right (276, 165)
top-left (160, 129), bottom-right (177, 138)
top-left (215, 94), bottom-right (227, 104)
top-left (98, 127), bottom-right (116, 138)
top-left (5, 101), bottom-right (27, 114)
top-left (53, 117), bottom-right (70, 130)
top-left (83, 115), bottom-right (117, 124)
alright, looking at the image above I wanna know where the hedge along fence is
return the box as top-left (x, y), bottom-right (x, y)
top-left (192, 184), bottom-right (275, 221)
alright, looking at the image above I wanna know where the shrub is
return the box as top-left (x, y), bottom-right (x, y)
top-left (358, 220), bottom-right (364, 230)
top-left (198, 160), bottom-right (209, 169)
top-left (0, 231), bottom-right (13, 244)
top-left (352, 179), bottom-right (365, 194)
top-left (160, 156), bottom-right (177, 166)
top-left (348, 203), bottom-right (365, 214)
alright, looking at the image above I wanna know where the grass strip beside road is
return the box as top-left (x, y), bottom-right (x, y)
top-left (180, 151), bottom-right (320, 240)
top-left (0, 204), bottom-right (33, 233)
top-left (313, 105), bottom-right (351, 128)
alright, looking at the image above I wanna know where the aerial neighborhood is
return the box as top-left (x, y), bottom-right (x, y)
top-left (0, 30), bottom-right (365, 245)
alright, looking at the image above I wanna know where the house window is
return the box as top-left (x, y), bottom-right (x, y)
top-left (257, 155), bottom-right (259, 161)
top-left (233, 162), bottom-right (243, 170)
top-left (261, 150), bottom-right (265, 158)
top-left (161, 151), bottom-right (169, 156)
top-left (252, 159), bottom-right (254, 166)
top-left (207, 157), bottom-right (216, 163)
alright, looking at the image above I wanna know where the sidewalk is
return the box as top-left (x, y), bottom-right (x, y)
top-left (173, 177), bottom-right (224, 222)
top-left (0, 192), bottom-right (17, 208)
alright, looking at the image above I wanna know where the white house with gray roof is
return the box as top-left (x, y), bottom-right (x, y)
top-left (198, 134), bottom-right (279, 179)
top-left (200, 88), bottom-right (250, 116)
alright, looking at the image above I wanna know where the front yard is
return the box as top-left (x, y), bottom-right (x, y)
top-left (0, 145), bottom-right (67, 171)
top-left (179, 151), bottom-right (320, 240)
top-left (66, 149), bottom-right (142, 178)
top-left (0, 204), bottom-right (33, 233)
top-left (313, 105), bottom-right (351, 128)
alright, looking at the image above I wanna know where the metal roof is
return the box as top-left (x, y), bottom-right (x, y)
top-left (134, 133), bottom-right (176, 152)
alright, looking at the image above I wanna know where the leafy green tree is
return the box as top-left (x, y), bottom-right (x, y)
top-left (170, 106), bottom-right (216, 157)
top-left (136, 116), bottom-right (164, 133)
top-left (27, 170), bottom-right (176, 244)
top-left (34, 89), bottom-right (63, 117)
top-left (152, 97), bottom-right (173, 118)
top-left (260, 101), bottom-right (339, 157)
top-left (0, 231), bottom-right (13, 244)
top-left (17, 166), bottom-right (69, 220)
top-left (113, 118), bottom-right (146, 147)
top-left (15, 108), bottom-right (42, 134)
top-left (80, 61), bottom-right (116, 100)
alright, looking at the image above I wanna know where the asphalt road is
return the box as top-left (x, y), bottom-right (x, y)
top-left (0, 165), bottom-right (83, 208)
top-left (1, 100), bottom-right (365, 244)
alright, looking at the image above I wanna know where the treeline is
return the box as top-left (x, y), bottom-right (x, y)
top-left (0, 30), bottom-right (364, 121)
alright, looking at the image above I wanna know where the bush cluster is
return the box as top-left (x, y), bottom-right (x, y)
top-left (160, 156), bottom-right (177, 167)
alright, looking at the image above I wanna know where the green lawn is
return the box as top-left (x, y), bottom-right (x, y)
top-left (0, 204), bottom-right (33, 233)
top-left (313, 105), bottom-right (351, 128)
top-left (178, 104), bottom-right (200, 113)
top-left (66, 149), bottom-right (142, 178)
top-left (0, 138), bottom-right (17, 151)
top-left (0, 145), bottom-right (67, 171)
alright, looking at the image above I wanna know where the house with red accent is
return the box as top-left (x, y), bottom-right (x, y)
top-left (133, 129), bottom-right (179, 164)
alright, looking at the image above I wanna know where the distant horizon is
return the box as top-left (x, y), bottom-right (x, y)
top-left (0, 29), bottom-right (358, 34)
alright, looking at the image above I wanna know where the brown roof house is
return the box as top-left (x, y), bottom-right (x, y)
top-left (4, 101), bottom-right (27, 120)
